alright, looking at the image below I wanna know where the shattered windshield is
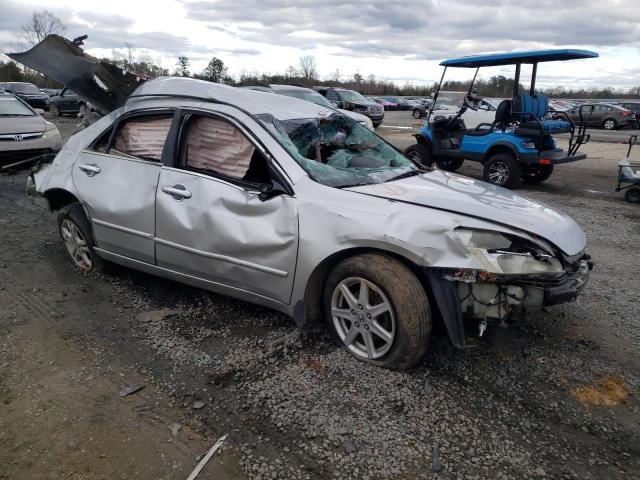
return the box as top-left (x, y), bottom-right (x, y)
top-left (257, 112), bottom-right (419, 188)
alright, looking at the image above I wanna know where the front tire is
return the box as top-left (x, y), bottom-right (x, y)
top-left (413, 109), bottom-right (422, 119)
top-left (522, 164), bottom-right (554, 184)
top-left (49, 103), bottom-right (60, 117)
top-left (483, 152), bottom-right (522, 189)
top-left (57, 204), bottom-right (106, 273)
top-left (602, 118), bottom-right (617, 130)
top-left (405, 143), bottom-right (433, 168)
top-left (324, 254), bottom-right (431, 370)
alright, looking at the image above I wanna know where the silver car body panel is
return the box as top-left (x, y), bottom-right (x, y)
top-left (30, 77), bottom-right (589, 332)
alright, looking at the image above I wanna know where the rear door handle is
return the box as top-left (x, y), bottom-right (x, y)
top-left (78, 163), bottom-right (101, 176)
top-left (162, 184), bottom-right (192, 200)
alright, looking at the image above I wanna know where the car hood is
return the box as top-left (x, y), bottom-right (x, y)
top-left (0, 116), bottom-right (45, 134)
top-left (7, 34), bottom-right (145, 115)
top-left (347, 170), bottom-right (586, 255)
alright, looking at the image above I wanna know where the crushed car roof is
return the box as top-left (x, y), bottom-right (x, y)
top-left (129, 77), bottom-right (332, 120)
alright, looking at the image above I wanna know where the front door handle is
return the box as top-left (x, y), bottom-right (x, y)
top-left (78, 163), bottom-right (101, 176)
top-left (162, 184), bottom-right (192, 200)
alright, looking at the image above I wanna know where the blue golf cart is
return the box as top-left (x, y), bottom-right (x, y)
top-left (405, 49), bottom-right (599, 188)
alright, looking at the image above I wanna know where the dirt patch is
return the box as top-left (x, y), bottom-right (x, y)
top-left (571, 376), bottom-right (630, 407)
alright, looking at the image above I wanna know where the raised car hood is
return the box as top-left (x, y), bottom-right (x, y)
top-left (347, 170), bottom-right (586, 255)
top-left (7, 35), bottom-right (145, 115)
top-left (0, 116), bottom-right (45, 134)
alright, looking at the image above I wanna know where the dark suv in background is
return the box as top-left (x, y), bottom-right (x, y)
top-left (314, 87), bottom-right (384, 127)
top-left (0, 82), bottom-right (50, 110)
top-left (49, 88), bottom-right (86, 116)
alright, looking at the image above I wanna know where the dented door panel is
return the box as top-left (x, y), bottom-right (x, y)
top-left (155, 168), bottom-right (298, 304)
top-left (72, 151), bottom-right (160, 263)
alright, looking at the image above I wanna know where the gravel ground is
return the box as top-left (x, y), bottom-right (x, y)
top-left (1, 115), bottom-right (639, 479)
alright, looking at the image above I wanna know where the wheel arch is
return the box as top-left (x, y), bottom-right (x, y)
top-left (482, 142), bottom-right (518, 164)
top-left (43, 188), bottom-right (80, 211)
top-left (295, 246), bottom-right (438, 331)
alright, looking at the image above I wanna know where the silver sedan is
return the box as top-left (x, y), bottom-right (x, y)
top-left (28, 77), bottom-right (592, 369)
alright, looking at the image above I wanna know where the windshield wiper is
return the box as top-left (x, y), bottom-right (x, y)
top-left (387, 170), bottom-right (422, 182)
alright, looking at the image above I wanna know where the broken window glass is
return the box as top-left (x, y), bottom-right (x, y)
top-left (257, 112), bottom-right (418, 188)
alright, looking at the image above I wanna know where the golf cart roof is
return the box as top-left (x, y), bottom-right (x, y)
top-left (440, 49), bottom-right (599, 68)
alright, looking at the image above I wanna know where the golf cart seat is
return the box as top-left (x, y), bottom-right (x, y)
top-left (513, 93), bottom-right (572, 134)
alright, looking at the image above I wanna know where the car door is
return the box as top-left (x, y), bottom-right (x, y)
top-left (154, 110), bottom-right (299, 304)
top-left (72, 109), bottom-right (175, 264)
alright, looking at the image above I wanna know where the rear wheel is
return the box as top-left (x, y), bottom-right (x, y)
top-left (436, 157), bottom-right (464, 172)
top-left (405, 143), bottom-right (433, 168)
top-left (483, 152), bottom-right (522, 189)
top-left (49, 103), bottom-right (60, 116)
top-left (522, 164), bottom-right (554, 184)
top-left (413, 109), bottom-right (422, 119)
top-left (324, 253), bottom-right (431, 370)
top-left (57, 204), bottom-right (106, 273)
top-left (625, 186), bottom-right (640, 203)
top-left (602, 118), bottom-right (617, 130)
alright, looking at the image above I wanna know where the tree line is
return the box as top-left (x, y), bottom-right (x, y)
top-left (1, 9), bottom-right (638, 100)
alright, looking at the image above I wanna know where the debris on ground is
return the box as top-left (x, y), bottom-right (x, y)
top-left (119, 385), bottom-right (144, 397)
top-left (571, 376), bottom-right (630, 407)
top-left (186, 434), bottom-right (228, 480)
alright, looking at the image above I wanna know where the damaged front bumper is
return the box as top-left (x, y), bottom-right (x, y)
top-left (427, 254), bottom-right (592, 347)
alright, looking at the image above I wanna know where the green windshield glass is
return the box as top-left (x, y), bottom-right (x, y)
top-left (257, 113), bottom-right (418, 188)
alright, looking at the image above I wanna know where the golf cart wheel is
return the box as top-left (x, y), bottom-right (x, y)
top-left (413, 109), bottom-right (422, 119)
top-left (50, 103), bottom-right (60, 116)
top-left (602, 118), bottom-right (617, 130)
top-left (57, 204), bottom-right (107, 273)
top-left (324, 253), bottom-right (431, 370)
top-left (625, 187), bottom-right (640, 203)
top-left (522, 164), bottom-right (554, 184)
top-left (483, 152), bottom-right (522, 189)
top-left (405, 143), bottom-right (433, 168)
top-left (436, 157), bottom-right (464, 172)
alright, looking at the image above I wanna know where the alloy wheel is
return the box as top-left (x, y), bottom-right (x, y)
top-left (331, 277), bottom-right (396, 360)
top-left (488, 160), bottom-right (509, 185)
top-left (603, 119), bottom-right (616, 130)
top-left (60, 219), bottom-right (93, 271)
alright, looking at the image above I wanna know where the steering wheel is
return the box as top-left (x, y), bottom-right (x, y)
top-left (463, 94), bottom-right (478, 111)
top-left (445, 103), bottom-right (468, 129)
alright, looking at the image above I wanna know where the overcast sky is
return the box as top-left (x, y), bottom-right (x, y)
top-left (1, 0), bottom-right (639, 89)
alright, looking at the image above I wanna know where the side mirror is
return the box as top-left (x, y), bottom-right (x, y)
top-left (34, 108), bottom-right (45, 115)
top-left (258, 181), bottom-right (287, 201)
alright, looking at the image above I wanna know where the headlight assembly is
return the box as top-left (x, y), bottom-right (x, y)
top-left (455, 228), bottom-right (563, 275)
top-left (42, 128), bottom-right (60, 139)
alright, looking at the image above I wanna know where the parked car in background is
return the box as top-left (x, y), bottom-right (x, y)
top-left (384, 96), bottom-right (411, 110)
top-left (0, 82), bottom-right (50, 110)
top-left (0, 91), bottom-right (62, 168)
top-left (49, 88), bottom-right (87, 116)
top-left (370, 97), bottom-right (393, 110)
top-left (411, 100), bottom-right (433, 119)
top-left (40, 88), bottom-right (62, 97)
top-left (560, 103), bottom-right (636, 130)
top-left (243, 84), bottom-right (373, 130)
top-left (314, 87), bottom-right (384, 127)
top-left (617, 102), bottom-right (640, 127)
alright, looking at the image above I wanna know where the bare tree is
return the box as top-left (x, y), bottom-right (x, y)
top-left (285, 66), bottom-right (298, 79)
top-left (331, 68), bottom-right (341, 83)
top-left (22, 10), bottom-right (66, 46)
top-left (298, 55), bottom-right (317, 87)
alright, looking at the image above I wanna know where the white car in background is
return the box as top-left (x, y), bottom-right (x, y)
top-left (431, 96), bottom-right (501, 129)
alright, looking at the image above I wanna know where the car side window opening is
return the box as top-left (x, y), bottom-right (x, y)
top-left (92, 114), bottom-right (173, 160)
top-left (179, 114), bottom-right (271, 185)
